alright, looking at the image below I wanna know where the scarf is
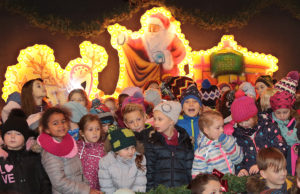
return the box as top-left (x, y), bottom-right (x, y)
top-left (272, 112), bottom-right (298, 146)
top-left (37, 132), bottom-right (78, 158)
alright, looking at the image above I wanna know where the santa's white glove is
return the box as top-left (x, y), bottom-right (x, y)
top-left (153, 51), bottom-right (165, 65)
top-left (117, 32), bottom-right (128, 45)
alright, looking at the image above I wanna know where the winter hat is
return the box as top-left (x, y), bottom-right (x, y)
top-left (200, 79), bottom-right (220, 109)
top-left (218, 83), bottom-right (232, 91)
top-left (255, 75), bottom-right (274, 88)
top-left (153, 101), bottom-right (182, 123)
top-left (270, 91), bottom-right (295, 111)
top-left (1, 109), bottom-right (30, 141)
top-left (239, 82), bottom-right (256, 98)
top-left (275, 71), bottom-right (299, 97)
top-left (1, 92), bottom-right (22, 122)
top-left (90, 99), bottom-right (114, 124)
top-left (231, 90), bottom-right (258, 122)
top-left (122, 91), bottom-right (145, 111)
top-left (6, 92), bottom-right (21, 105)
top-left (180, 84), bottom-right (202, 106)
top-left (121, 87), bottom-right (143, 97)
top-left (144, 88), bottom-right (162, 106)
top-left (108, 128), bottom-right (136, 152)
top-left (148, 13), bottom-right (170, 29)
top-left (63, 101), bottom-right (88, 123)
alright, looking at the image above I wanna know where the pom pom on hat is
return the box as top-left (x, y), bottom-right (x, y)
top-left (144, 88), bottom-right (162, 106)
top-left (121, 87), bottom-right (143, 96)
top-left (201, 79), bottom-right (211, 89)
top-left (122, 91), bottom-right (145, 111)
top-left (287, 71), bottom-right (299, 81)
top-left (153, 101), bottom-right (182, 123)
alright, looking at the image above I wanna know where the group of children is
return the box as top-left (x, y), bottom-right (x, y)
top-left (0, 70), bottom-right (299, 193)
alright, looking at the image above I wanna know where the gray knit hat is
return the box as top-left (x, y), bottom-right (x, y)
top-left (153, 101), bottom-right (181, 123)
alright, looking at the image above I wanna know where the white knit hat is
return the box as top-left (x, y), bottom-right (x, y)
top-left (144, 88), bottom-right (162, 106)
top-left (153, 101), bottom-right (181, 123)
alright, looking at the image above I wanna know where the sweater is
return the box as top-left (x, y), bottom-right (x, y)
top-left (192, 133), bottom-right (243, 176)
top-left (98, 151), bottom-right (147, 194)
top-left (77, 140), bottom-right (106, 190)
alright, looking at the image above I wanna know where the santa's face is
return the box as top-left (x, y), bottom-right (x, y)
top-left (148, 24), bottom-right (161, 33)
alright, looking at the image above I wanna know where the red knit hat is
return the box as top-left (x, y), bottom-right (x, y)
top-left (270, 91), bottom-right (295, 111)
top-left (148, 13), bottom-right (170, 29)
top-left (231, 90), bottom-right (258, 122)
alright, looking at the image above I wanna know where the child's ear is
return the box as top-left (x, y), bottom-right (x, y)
top-left (79, 130), bottom-right (84, 137)
top-left (260, 170), bottom-right (266, 179)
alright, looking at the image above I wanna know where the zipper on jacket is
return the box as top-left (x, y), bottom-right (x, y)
top-left (171, 151), bottom-right (174, 186)
top-left (191, 119), bottom-right (195, 139)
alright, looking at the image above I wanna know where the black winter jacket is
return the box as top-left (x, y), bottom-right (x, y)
top-left (144, 125), bottom-right (194, 191)
top-left (0, 147), bottom-right (51, 194)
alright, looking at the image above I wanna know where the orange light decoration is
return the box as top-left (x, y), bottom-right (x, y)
top-left (107, 7), bottom-right (192, 98)
top-left (188, 35), bottom-right (278, 84)
top-left (2, 41), bottom-right (108, 103)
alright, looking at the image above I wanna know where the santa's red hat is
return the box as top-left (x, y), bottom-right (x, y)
top-left (148, 13), bottom-right (170, 29)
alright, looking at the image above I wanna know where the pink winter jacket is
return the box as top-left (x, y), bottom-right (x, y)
top-left (77, 140), bottom-right (106, 190)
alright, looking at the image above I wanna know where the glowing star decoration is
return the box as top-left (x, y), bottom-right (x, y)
top-left (108, 7), bottom-right (192, 98)
top-left (2, 41), bottom-right (108, 103)
top-left (189, 35), bottom-right (278, 85)
top-left (64, 41), bottom-right (108, 100)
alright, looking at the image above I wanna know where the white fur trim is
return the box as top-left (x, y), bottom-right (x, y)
top-left (147, 17), bottom-right (166, 29)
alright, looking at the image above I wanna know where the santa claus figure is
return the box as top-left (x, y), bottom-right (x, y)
top-left (117, 12), bottom-right (186, 88)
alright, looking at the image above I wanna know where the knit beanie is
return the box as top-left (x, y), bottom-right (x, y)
top-left (218, 83), bottom-right (232, 91)
top-left (90, 99), bottom-right (114, 124)
top-left (199, 79), bottom-right (220, 108)
top-left (270, 91), bottom-right (295, 111)
top-left (63, 101), bottom-right (88, 123)
top-left (153, 101), bottom-right (182, 123)
top-left (1, 109), bottom-right (30, 141)
top-left (275, 71), bottom-right (299, 97)
top-left (231, 90), bottom-right (258, 122)
top-left (180, 84), bottom-right (202, 106)
top-left (121, 87), bottom-right (143, 96)
top-left (108, 128), bottom-right (136, 152)
top-left (122, 91), bottom-right (145, 111)
top-left (239, 82), bottom-right (256, 98)
top-left (255, 75), bottom-right (274, 88)
top-left (144, 88), bottom-right (162, 106)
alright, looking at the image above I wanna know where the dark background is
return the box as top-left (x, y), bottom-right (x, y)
top-left (0, 2), bottom-right (300, 109)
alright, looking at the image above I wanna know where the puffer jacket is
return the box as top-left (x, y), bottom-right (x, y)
top-left (98, 151), bottom-right (147, 194)
top-left (144, 125), bottom-right (194, 191)
top-left (41, 150), bottom-right (90, 194)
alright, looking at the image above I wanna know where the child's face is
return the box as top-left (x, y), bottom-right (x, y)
top-left (238, 117), bottom-right (256, 129)
top-left (46, 113), bottom-right (69, 140)
top-left (260, 166), bottom-right (287, 189)
top-left (183, 98), bottom-right (201, 117)
top-left (221, 86), bottom-right (231, 96)
top-left (124, 110), bottom-right (146, 132)
top-left (274, 108), bottom-right (290, 121)
top-left (148, 82), bottom-right (159, 90)
top-left (202, 180), bottom-right (222, 194)
top-left (32, 80), bottom-right (46, 98)
top-left (117, 145), bottom-right (136, 160)
top-left (153, 110), bottom-right (174, 134)
top-left (70, 93), bottom-right (86, 107)
top-left (203, 116), bottom-right (224, 140)
top-left (104, 101), bottom-right (117, 114)
top-left (101, 123), bottom-right (112, 133)
top-left (255, 82), bottom-right (268, 97)
top-left (82, 120), bottom-right (101, 143)
top-left (4, 130), bottom-right (25, 150)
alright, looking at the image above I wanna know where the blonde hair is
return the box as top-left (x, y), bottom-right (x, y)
top-left (122, 103), bottom-right (145, 121)
top-left (257, 147), bottom-right (286, 172)
top-left (198, 110), bottom-right (223, 133)
top-left (260, 88), bottom-right (279, 111)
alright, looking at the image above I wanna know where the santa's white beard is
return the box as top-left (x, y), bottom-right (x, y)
top-left (142, 28), bottom-right (175, 70)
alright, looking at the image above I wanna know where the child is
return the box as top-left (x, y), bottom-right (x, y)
top-left (63, 101), bottom-right (88, 140)
top-left (231, 91), bottom-right (288, 177)
top-left (177, 84), bottom-right (203, 150)
top-left (77, 114), bottom-right (106, 190)
top-left (68, 89), bottom-right (90, 110)
top-left (188, 173), bottom-right (222, 194)
top-left (255, 75), bottom-right (274, 97)
top-left (145, 101), bottom-right (194, 191)
top-left (37, 107), bottom-right (100, 194)
top-left (103, 97), bottom-right (117, 116)
top-left (98, 128), bottom-right (146, 194)
top-left (115, 93), bottom-right (129, 128)
top-left (218, 82), bottom-right (232, 96)
top-left (218, 90), bottom-right (236, 135)
top-left (239, 82), bottom-right (256, 99)
top-left (142, 80), bottom-right (160, 92)
top-left (21, 78), bottom-right (48, 117)
top-left (260, 88), bottom-right (278, 114)
top-left (192, 110), bottom-right (243, 176)
top-left (246, 147), bottom-right (292, 193)
top-left (0, 110), bottom-right (51, 193)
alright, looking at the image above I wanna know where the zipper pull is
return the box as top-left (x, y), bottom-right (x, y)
top-left (172, 152), bottom-right (174, 157)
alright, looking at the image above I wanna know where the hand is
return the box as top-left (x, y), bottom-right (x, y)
top-left (26, 137), bottom-right (36, 151)
top-left (237, 169), bottom-right (249, 177)
top-left (249, 164), bottom-right (259, 175)
top-left (0, 147), bottom-right (8, 159)
top-left (89, 189), bottom-right (102, 194)
top-left (190, 136), bottom-right (195, 146)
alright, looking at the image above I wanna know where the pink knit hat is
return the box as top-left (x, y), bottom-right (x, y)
top-left (270, 91), bottom-right (295, 111)
top-left (231, 90), bottom-right (258, 122)
top-left (275, 71), bottom-right (299, 97)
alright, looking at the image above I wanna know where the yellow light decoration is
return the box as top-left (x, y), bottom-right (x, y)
top-left (188, 35), bottom-right (278, 85)
top-left (2, 41), bottom-right (109, 103)
top-left (107, 7), bottom-right (193, 98)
